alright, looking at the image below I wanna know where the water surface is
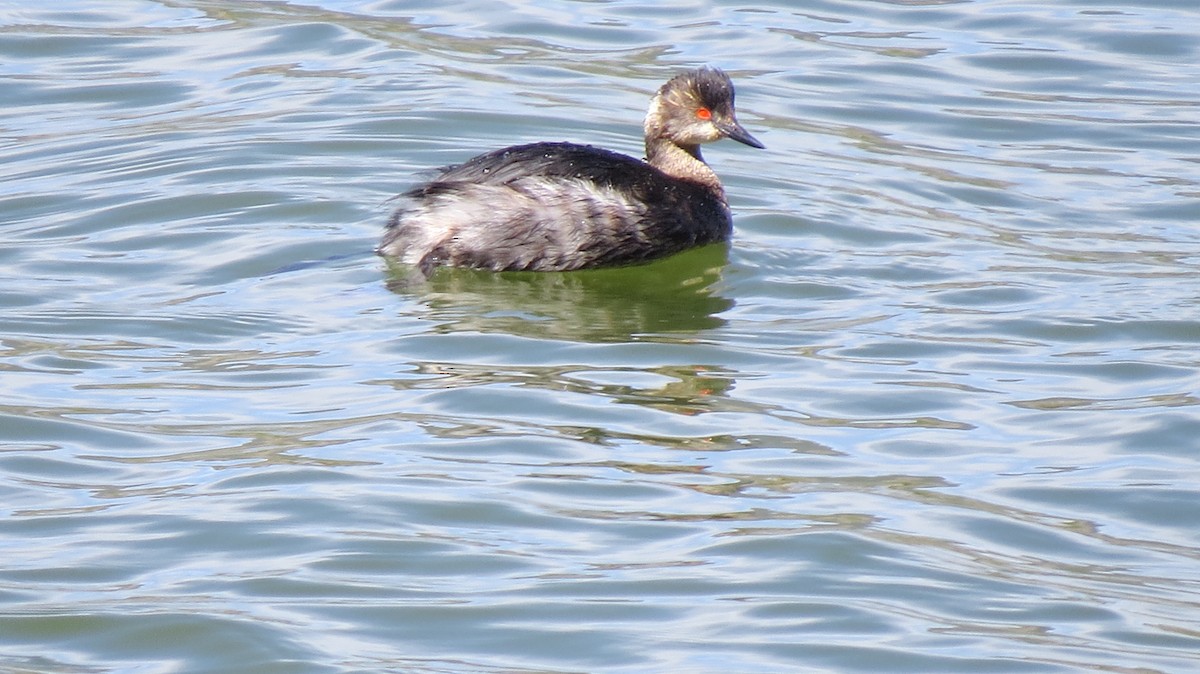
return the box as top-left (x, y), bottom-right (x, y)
top-left (2, 1), bottom-right (1199, 672)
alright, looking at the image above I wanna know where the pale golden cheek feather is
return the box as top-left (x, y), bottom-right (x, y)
top-left (378, 67), bottom-right (763, 276)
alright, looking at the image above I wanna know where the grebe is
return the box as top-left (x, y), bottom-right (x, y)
top-left (377, 67), bottom-right (763, 276)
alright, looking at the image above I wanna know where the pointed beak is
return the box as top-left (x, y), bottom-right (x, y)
top-left (720, 119), bottom-right (765, 149)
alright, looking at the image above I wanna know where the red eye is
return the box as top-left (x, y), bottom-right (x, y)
top-left (696, 107), bottom-right (712, 120)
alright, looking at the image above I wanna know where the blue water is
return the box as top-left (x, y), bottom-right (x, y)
top-left (2, 1), bottom-right (1199, 672)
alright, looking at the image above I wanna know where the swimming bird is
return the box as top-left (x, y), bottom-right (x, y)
top-left (378, 67), bottom-right (763, 277)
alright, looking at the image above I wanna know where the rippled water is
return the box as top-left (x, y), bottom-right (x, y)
top-left (3, 1), bottom-right (1199, 672)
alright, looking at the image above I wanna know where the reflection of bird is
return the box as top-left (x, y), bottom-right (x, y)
top-left (392, 245), bottom-right (734, 341)
top-left (378, 68), bottom-right (763, 276)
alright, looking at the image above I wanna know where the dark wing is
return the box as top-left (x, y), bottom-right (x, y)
top-left (419, 142), bottom-right (664, 192)
top-left (408, 142), bottom-right (721, 226)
